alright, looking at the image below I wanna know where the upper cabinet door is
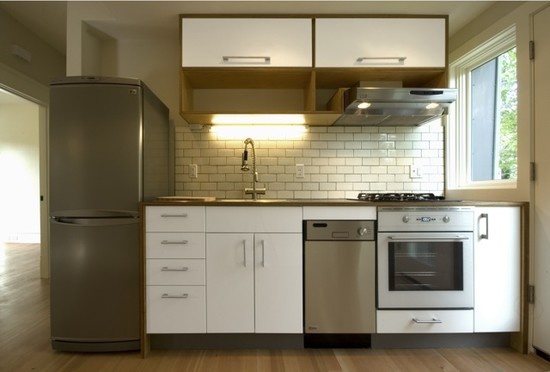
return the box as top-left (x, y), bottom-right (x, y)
top-left (181, 18), bottom-right (313, 67)
top-left (315, 18), bottom-right (446, 68)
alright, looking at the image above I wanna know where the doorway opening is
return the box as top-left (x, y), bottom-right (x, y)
top-left (0, 86), bottom-right (46, 277)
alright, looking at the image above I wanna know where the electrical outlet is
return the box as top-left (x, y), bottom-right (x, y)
top-left (189, 164), bottom-right (198, 179)
top-left (296, 164), bottom-right (305, 179)
top-left (410, 165), bottom-right (423, 179)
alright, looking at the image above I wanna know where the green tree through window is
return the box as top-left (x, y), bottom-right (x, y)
top-left (471, 47), bottom-right (517, 181)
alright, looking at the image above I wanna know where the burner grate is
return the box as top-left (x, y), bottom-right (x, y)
top-left (357, 192), bottom-right (444, 202)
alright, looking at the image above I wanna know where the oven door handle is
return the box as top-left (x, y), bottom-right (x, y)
top-left (387, 235), bottom-right (470, 241)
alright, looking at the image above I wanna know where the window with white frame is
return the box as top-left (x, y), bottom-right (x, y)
top-left (448, 26), bottom-right (517, 188)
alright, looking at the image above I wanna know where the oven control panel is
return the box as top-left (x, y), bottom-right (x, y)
top-left (378, 207), bottom-right (474, 232)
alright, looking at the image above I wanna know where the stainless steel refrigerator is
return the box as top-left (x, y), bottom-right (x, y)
top-left (48, 76), bottom-right (171, 352)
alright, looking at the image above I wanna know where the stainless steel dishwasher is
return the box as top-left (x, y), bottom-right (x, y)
top-left (304, 220), bottom-right (376, 348)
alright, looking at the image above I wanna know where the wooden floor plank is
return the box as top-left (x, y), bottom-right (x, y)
top-left (1, 242), bottom-right (550, 372)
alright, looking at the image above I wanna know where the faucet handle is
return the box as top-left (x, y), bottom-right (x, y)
top-left (245, 187), bottom-right (267, 195)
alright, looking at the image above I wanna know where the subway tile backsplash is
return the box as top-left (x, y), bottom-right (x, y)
top-left (174, 120), bottom-right (445, 199)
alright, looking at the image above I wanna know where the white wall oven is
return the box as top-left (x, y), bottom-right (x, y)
top-left (377, 207), bottom-right (475, 309)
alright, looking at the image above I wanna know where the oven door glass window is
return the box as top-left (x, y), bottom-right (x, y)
top-left (388, 241), bottom-right (463, 291)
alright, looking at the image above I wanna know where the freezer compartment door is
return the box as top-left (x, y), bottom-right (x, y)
top-left (50, 221), bottom-right (140, 349)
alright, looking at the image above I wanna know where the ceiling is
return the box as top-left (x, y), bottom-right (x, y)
top-left (0, 1), bottom-right (498, 55)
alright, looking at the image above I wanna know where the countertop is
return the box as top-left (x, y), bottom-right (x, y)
top-left (142, 197), bottom-right (527, 207)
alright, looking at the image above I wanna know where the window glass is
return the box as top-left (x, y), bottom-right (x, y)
top-left (470, 48), bottom-right (517, 181)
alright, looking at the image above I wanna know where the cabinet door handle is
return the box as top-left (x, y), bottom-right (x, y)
top-left (479, 213), bottom-right (489, 240)
top-left (161, 293), bottom-right (189, 299)
top-left (412, 317), bottom-right (442, 324)
top-left (161, 240), bottom-right (189, 245)
top-left (161, 266), bottom-right (189, 272)
top-left (222, 55), bottom-right (271, 64)
top-left (356, 56), bottom-right (407, 65)
top-left (160, 213), bottom-right (188, 218)
top-left (243, 240), bottom-right (247, 267)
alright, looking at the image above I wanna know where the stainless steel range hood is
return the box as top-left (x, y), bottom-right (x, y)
top-left (332, 87), bottom-right (457, 126)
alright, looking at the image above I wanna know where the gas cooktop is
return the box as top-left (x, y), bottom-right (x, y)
top-left (356, 192), bottom-right (445, 202)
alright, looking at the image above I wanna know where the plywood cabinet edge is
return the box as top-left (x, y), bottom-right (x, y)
top-left (511, 203), bottom-right (530, 353)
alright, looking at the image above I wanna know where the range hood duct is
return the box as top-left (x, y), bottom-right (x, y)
top-left (332, 87), bottom-right (457, 126)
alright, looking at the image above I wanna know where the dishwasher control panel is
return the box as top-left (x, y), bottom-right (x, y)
top-left (305, 220), bottom-right (375, 241)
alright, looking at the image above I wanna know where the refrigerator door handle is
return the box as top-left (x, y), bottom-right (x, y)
top-left (51, 216), bottom-right (139, 226)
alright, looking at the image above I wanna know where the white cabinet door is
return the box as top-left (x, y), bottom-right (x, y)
top-left (474, 207), bottom-right (521, 332)
top-left (206, 233), bottom-right (255, 333)
top-left (254, 233), bottom-right (303, 333)
top-left (315, 18), bottom-right (446, 68)
top-left (182, 18), bottom-right (312, 67)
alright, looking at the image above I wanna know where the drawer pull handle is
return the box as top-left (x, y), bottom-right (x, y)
top-left (161, 266), bottom-right (189, 272)
top-left (222, 55), bottom-right (271, 64)
top-left (161, 240), bottom-right (189, 245)
top-left (412, 317), bottom-right (442, 324)
top-left (356, 56), bottom-right (407, 65)
top-left (160, 213), bottom-right (188, 218)
top-left (161, 293), bottom-right (189, 299)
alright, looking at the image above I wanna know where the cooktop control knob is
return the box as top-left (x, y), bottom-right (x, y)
top-left (443, 215), bottom-right (451, 223)
top-left (402, 215), bottom-right (410, 223)
top-left (358, 227), bottom-right (368, 236)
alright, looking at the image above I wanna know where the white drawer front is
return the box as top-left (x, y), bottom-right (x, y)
top-left (206, 206), bottom-right (302, 232)
top-left (147, 285), bottom-right (206, 333)
top-left (146, 259), bottom-right (205, 285)
top-left (146, 233), bottom-right (205, 259)
top-left (145, 206), bottom-right (205, 232)
top-left (377, 310), bottom-right (474, 334)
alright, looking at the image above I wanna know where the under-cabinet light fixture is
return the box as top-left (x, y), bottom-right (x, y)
top-left (426, 103), bottom-right (440, 110)
top-left (210, 124), bottom-right (308, 140)
top-left (211, 114), bottom-right (306, 125)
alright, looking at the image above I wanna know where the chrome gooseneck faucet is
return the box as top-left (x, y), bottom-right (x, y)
top-left (241, 138), bottom-right (266, 200)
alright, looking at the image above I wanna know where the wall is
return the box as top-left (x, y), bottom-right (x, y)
top-left (0, 98), bottom-right (40, 242)
top-left (175, 121), bottom-right (445, 199)
top-left (64, 5), bottom-right (445, 199)
top-left (0, 8), bottom-right (65, 86)
top-left (68, 2), bottom-right (542, 200)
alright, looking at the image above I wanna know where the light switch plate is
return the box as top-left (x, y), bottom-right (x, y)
top-left (189, 164), bottom-right (198, 178)
top-left (410, 165), bottom-right (423, 178)
top-left (296, 164), bottom-right (305, 178)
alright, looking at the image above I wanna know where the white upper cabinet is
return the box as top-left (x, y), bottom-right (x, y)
top-left (181, 18), bottom-right (313, 67)
top-left (315, 18), bottom-right (446, 68)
